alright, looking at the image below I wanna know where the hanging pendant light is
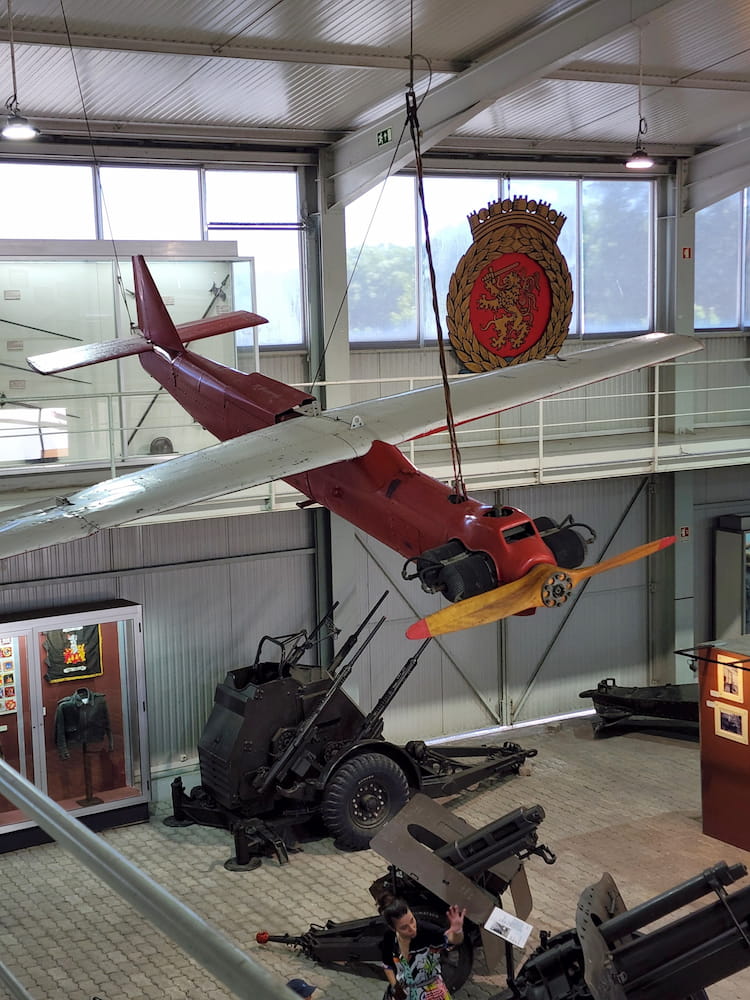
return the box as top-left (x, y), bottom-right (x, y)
top-left (626, 29), bottom-right (653, 170)
top-left (2, 0), bottom-right (39, 140)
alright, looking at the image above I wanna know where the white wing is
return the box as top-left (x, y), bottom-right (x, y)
top-left (0, 333), bottom-right (701, 559)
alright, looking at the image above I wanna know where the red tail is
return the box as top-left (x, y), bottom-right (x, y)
top-left (133, 255), bottom-right (184, 352)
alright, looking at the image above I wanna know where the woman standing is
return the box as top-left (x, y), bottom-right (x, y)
top-left (378, 894), bottom-right (467, 1000)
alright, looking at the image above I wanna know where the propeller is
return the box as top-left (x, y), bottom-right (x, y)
top-left (406, 535), bottom-right (676, 639)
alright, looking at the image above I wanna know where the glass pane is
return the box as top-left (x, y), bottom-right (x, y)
top-left (507, 177), bottom-right (578, 336)
top-left (41, 619), bottom-right (143, 809)
top-left (581, 180), bottom-right (652, 335)
top-left (0, 163), bottom-right (96, 238)
top-left (205, 169), bottom-right (299, 223)
top-left (419, 176), bottom-right (500, 340)
top-left (99, 166), bottom-right (201, 240)
top-left (345, 176), bottom-right (417, 343)
top-left (209, 229), bottom-right (303, 346)
top-left (694, 193), bottom-right (741, 329)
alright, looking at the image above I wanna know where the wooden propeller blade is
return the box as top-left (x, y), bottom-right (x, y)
top-left (567, 535), bottom-right (675, 584)
top-left (406, 535), bottom-right (676, 639)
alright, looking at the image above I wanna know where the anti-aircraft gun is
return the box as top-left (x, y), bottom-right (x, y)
top-left (256, 793), bottom-right (556, 993)
top-left (492, 860), bottom-right (750, 1000)
top-left (166, 595), bottom-right (538, 867)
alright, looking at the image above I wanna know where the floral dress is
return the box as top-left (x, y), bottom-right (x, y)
top-left (380, 922), bottom-right (454, 1000)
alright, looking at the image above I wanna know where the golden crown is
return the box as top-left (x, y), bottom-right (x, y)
top-left (468, 196), bottom-right (566, 240)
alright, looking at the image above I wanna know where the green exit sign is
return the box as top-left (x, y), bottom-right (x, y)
top-left (376, 127), bottom-right (393, 146)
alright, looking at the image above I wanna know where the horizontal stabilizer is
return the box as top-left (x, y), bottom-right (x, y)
top-left (27, 311), bottom-right (268, 375)
top-left (177, 311), bottom-right (267, 343)
top-left (28, 336), bottom-right (151, 374)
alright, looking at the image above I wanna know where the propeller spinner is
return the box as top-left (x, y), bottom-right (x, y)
top-left (406, 535), bottom-right (676, 639)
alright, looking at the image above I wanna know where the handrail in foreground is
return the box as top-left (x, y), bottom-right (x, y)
top-left (0, 759), bottom-right (295, 1000)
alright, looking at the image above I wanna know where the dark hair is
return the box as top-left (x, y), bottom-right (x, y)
top-left (377, 893), bottom-right (411, 929)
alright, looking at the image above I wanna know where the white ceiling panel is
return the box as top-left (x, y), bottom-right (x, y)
top-left (0, 0), bottom-right (748, 206)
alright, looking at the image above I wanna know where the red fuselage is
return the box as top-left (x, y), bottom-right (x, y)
top-left (140, 350), bottom-right (557, 591)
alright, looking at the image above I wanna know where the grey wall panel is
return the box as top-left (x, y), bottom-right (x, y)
top-left (1, 509), bottom-right (317, 773)
top-left (502, 476), bottom-right (650, 722)
top-left (330, 476), bottom-right (653, 738)
top-left (506, 583), bottom-right (648, 723)
top-left (252, 352), bottom-right (309, 386)
top-left (690, 465), bottom-right (750, 644)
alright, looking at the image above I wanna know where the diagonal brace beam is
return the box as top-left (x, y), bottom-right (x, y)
top-left (323, 0), bottom-right (681, 209)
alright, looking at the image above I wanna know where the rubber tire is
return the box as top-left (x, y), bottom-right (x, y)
top-left (321, 752), bottom-right (410, 850)
top-left (410, 907), bottom-right (474, 994)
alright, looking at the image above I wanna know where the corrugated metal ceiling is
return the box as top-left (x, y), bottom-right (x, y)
top-left (0, 0), bottom-right (748, 171)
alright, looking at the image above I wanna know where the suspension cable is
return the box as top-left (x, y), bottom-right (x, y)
top-left (405, 87), bottom-right (467, 501)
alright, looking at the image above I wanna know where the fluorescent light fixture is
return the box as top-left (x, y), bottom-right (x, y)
top-left (3, 0), bottom-right (39, 142)
top-left (626, 144), bottom-right (655, 170)
top-left (425, 707), bottom-right (596, 745)
top-left (626, 28), bottom-right (653, 170)
top-left (2, 113), bottom-right (38, 140)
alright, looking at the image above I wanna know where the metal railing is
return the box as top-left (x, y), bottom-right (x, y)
top-left (1, 357), bottom-right (748, 506)
top-left (0, 758), bottom-right (296, 1000)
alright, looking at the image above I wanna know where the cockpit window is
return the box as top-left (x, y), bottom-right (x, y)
top-left (502, 522), bottom-right (536, 543)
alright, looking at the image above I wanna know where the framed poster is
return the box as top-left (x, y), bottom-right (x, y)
top-left (714, 703), bottom-right (749, 745)
top-left (718, 661), bottom-right (744, 703)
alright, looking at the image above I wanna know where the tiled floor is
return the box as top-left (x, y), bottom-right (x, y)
top-left (3, 716), bottom-right (750, 1000)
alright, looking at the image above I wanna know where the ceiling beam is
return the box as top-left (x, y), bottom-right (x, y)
top-left (684, 134), bottom-right (750, 212)
top-left (551, 69), bottom-right (750, 93)
top-left (321, 0), bottom-right (683, 209)
top-left (0, 28), bottom-right (465, 73)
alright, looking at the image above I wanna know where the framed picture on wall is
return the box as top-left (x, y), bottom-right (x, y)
top-left (718, 661), bottom-right (744, 704)
top-left (714, 703), bottom-right (749, 745)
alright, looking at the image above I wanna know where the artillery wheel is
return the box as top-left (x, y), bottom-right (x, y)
top-left (410, 907), bottom-right (474, 994)
top-left (321, 752), bottom-right (409, 850)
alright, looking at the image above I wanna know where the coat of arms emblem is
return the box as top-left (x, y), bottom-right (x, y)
top-left (447, 197), bottom-right (573, 371)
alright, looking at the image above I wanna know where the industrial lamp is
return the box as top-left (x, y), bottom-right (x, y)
top-left (2, 0), bottom-right (38, 140)
top-left (626, 30), bottom-right (653, 170)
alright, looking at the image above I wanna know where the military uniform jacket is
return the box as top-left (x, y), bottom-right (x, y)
top-left (54, 689), bottom-right (114, 759)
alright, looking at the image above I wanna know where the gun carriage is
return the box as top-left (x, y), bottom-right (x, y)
top-left (167, 595), bottom-right (537, 866)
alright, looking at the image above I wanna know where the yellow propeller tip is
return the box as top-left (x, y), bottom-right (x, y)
top-left (406, 619), bottom-right (431, 640)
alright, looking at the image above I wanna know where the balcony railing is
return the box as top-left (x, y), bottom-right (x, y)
top-left (1, 357), bottom-right (748, 520)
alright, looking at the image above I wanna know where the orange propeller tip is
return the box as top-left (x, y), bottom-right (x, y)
top-left (660, 534), bottom-right (676, 548)
top-left (406, 619), bottom-right (431, 640)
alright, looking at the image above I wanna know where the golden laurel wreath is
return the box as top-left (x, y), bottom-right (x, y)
top-left (447, 201), bottom-right (573, 372)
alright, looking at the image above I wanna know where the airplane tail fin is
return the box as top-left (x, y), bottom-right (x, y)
top-left (27, 255), bottom-right (267, 376)
top-left (133, 254), bottom-right (183, 352)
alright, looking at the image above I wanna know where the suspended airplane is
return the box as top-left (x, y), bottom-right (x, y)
top-left (1, 256), bottom-right (701, 637)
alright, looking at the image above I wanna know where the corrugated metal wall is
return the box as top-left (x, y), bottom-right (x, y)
top-left (0, 509), bottom-right (316, 771)
top-left (500, 477), bottom-right (650, 722)
top-left (692, 464), bottom-right (750, 642)
top-left (330, 476), bottom-right (652, 741)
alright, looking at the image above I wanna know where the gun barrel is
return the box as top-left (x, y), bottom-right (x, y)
top-left (600, 860), bottom-right (747, 945)
top-left (328, 590), bottom-right (388, 675)
top-left (612, 883), bottom-right (750, 1000)
top-left (436, 805), bottom-right (545, 878)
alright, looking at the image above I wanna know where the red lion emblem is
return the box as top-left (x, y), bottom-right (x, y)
top-left (469, 252), bottom-right (552, 359)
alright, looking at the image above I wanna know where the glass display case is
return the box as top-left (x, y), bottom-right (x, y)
top-left (0, 600), bottom-right (149, 851)
top-left (715, 514), bottom-right (750, 640)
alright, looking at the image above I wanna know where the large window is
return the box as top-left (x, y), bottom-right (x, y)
top-left (0, 161), bottom-right (304, 347)
top-left (694, 192), bottom-right (743, 330)
top-left (345, 173), bottom-right (654, 344)
top-left (0, 163), bottom-right (96, 239)
top-left (205, 169), bottom-right (304, 347)
top-left (99, 167), bottom-right (202, 240)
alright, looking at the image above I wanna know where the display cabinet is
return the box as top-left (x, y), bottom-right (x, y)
top-left (0, 599), bottom-right (149, 851)
top-left (714, 514), bottom-right (750, 640)
top-left (696, 642), bottom-right (750, 851)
